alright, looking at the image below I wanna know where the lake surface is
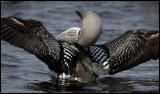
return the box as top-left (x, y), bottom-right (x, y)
top-left (1, 1), bottom-right (159, 93)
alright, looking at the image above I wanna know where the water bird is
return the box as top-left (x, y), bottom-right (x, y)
top-left (1, 11), bottom-right (159, 83)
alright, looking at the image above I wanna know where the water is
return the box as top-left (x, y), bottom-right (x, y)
top-left (1, 1), bottom-right (159, 93)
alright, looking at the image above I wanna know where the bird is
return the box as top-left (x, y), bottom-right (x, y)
top-left (1, 11), bottom-right (159, 83)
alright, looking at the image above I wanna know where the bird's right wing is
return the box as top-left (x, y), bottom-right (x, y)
top-left (1, 17), bottom-right (77, 75)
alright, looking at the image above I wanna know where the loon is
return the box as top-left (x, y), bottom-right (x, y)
top-left (1, 11), bottom-right (159, 83)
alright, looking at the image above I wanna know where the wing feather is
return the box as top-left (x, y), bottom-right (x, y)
top-left (1, 17), bottom-right (78, 76)
top-left (1, 17), bottom-right (61, 68)
top-left (103, 30), bottom-right (159, 74)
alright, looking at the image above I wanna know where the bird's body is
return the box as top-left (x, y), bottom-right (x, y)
top-left (1, 11), bottom-right (159, 83)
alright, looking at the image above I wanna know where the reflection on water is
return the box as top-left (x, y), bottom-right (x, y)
top-left (1, 1), bottom-right (159, 93)
top-left (25, 76), bottom-right (159, 93)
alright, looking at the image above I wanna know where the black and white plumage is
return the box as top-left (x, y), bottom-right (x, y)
top-left (1, 11), bottom-right (103, 82)
top-left (1, 17), bottom-right (78, 76)
top-left (80, 30), bottom-right (159, 76)
top-left (1, 11), bottom-right (159, 83)
top-left (73, 11), bottom-right (159, 78)
top-left (105, 30), bottom-right (159, 74)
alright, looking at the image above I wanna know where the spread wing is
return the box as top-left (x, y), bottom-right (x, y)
top-left (80, 30), bottom-right (159, 75)
top-left (1, 17), bottom-right (77, 75)
top-left (103, 30), bottom-right (159, 74)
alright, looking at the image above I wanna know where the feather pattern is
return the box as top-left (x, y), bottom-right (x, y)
top-left (103, 30), bottom-right (159, 74)
top-left (79, 30), bottom-right (159, 75)
top-left (1, 17), bottom-right (77, 75)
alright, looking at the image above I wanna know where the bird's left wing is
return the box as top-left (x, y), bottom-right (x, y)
top-left (104, 30), bottom-right (159, 74)
top-left (78, 30), bottom-right (159, 75)
top-left (1, 17), bottom-right (77, 76)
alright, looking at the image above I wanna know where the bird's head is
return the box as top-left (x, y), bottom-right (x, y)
top-left (57, 11), bottom-right (102, 47)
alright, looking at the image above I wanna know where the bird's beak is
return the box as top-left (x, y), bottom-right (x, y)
top-left (75, 11), bottom-right (83, 20)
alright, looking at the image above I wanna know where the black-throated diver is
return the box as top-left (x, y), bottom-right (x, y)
top-left (1, 11), bottom-right (159, 83)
